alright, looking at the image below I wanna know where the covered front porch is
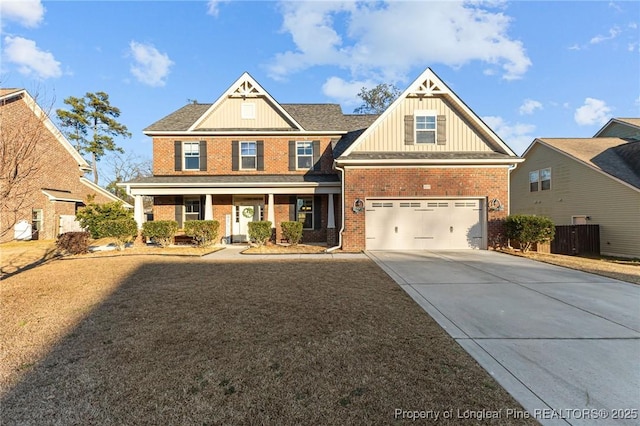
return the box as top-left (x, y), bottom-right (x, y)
top-left (121, 175), bottom-right (342, 246)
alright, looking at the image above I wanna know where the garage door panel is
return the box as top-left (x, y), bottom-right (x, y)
top-left (365, 199), bottom-right (485, 250)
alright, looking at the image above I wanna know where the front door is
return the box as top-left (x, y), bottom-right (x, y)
top-left (232, 204), bottom-right (262, 243)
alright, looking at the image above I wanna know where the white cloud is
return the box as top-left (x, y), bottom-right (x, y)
top-left (2, 36), bottom-right (61, 79)
top-left (129, 41), bottom-right (174, 87)
top-left (483, 115), bottom-right (535, 155)
top-left (574, 98), bottom-right (612, 126)
top-left (590, 26), bottom-right (621, 44)
top-left (268, 1), bottom-right (531, 83)
top-left (519, 99), bottom-right (543, 115)
top-left (206, 0), bottom-right (229, 17)
top-left (322, 76), bottom-right (374, 107)
top-left (0, 0), bottom-right (45, 28)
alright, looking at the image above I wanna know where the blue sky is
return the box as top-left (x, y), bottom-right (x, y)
top-left (1, 0), bottom-right (639, 179)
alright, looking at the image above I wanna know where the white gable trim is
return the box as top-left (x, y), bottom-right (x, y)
top-left (1, 89), bottom-right (91, 171)
top-left (341, 68), bottom-right (517, 157)
top-left (528, 139), bottom-right (640, 194)
top-left (188, 72), bottom-right (304, 131)
top-left (80, 177), bottom-right (134, 208)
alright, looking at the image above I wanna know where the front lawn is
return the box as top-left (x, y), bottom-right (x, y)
top-left (0, 256), bottom-right (534, 425)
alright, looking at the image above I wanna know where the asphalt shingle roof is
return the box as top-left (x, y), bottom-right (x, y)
top-left (538, 138), bottom-right (640, 189)
top-left (125, 174), bottom-right (339, 185)
top-left (144, 103), bottom-right (377, 133)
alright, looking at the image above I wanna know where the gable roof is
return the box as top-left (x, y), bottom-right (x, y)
top-left (594, 118), bottom-right (640, 138)
top-left (530, 137), bottom-right (640, 191)
top-left (0, 88), bottom-right (91, 171)
top-left (188, 72), bottom-right (304, 132)
top-left (339, 68), bottom-right (518, 158)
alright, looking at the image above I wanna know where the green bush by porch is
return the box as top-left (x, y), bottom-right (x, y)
top-left (281, 221), bottom-right (303, 246)
top-left (184, 220), bottom-right (220, 247)
top-left (248, 221), bottom-right (272, 247)
top-left (142, 220), bottom-right (179, 247)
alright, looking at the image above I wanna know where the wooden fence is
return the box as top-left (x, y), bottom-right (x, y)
top-left (551, 224), bottom-right (600, 256)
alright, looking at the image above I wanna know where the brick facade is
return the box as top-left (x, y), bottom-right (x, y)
top-left (340, 167), bottom-right (510, 251)
top-left (1, 90), bottom-right (123, 242)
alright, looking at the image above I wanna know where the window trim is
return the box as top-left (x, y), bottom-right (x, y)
top-left (241, 102), bottom-right (256, 119)
top-left (296, 141), bottom-right (314, 170)
top-left (184, 197), bottom-right (201, 222)
top-left (296, 196), bottom-right (314, 230)
top-left (239, 141), bottom-right (257, 170)
top-left (529, 168), bottom-right (551, 192)
top-left (183, 141), bottom-right (200, 170)
top-left (414, 110), bottom-right (437, 144)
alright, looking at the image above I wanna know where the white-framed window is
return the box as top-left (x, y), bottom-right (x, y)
top-left (529, 170), bottom-right (539, 192)
top-left (240, 141), bottom-right (257, 170)
top-left (241, 102), bottom-right (256, 119)
top-left (296, 141), bottom-right (313, 169)
top-left (296, 197), bottom-right (313, 230)
top-left (415, 110), bottom-right (437, 144)
top-left (529, 168), bottom-right (551, 192)
top-left (540, 168), bottom-right (551, 190)
top-left (32, 209), bottom-right (43, 235)
top-left (185, 198), bottom-right (201, 221)
top-left (184, 142), bottom-right (200, 170)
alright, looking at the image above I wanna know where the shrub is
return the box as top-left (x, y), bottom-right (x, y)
top-left (98, 218), bottom-right (138, 250)
top-left (184, 220), bottom-right (220, 247)
top-left (281, 221), bottom-right (303, 246)
top-left (505, 214), bottom-right (555, 252)
top-left (248, 221), bottom-right (272, 247)
top-left (142, 220), bottom-right (178, 247)
top-left (56, 232), bottom-right (90, 255)
top-left (76, 201), bottom-right (133, 239)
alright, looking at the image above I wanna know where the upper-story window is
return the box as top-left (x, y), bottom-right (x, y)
top-left (240, 141), bottom-right (257, 170)
top-left (296, 141), bottom-right (313, 169)
top-left (415, 111), bottom-right (437, 144)
top-left (184, 142), bottom-right (200, 170)
top-left (529, 168), bottom-right (551, 192)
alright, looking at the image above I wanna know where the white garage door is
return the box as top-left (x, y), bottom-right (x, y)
top-left (365, 199), bottom-right (485, 250)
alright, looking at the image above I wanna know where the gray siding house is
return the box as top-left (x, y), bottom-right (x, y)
top-left (511, 118), bottom-right (640, 258)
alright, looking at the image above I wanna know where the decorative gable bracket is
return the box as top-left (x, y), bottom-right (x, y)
top-left (408, 77), bottom-right (447, 97)
top-left (230, 80), bottom-right (261, 98)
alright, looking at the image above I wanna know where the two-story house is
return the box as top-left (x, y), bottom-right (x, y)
top-left (0, 89), bottom-right (130, 242)
top-left (123, 68), bottom-right (523, 251)
top-left (511, 118), bottom-right (640, 258)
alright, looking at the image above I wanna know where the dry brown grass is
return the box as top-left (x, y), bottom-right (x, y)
top-left (1, 256), bottom-right (534, 425)
top-left (0, 240), bottom-right (58, 277)
top-left (502, 249), bottom-right (640, 285)
top-left (244, 243), bottom-right (327, 254)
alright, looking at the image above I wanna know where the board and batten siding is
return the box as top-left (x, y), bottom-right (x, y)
top-left (511, 143), bottom-right (640, 258)
top-left (353, 96), bottom-right (496, 153)
top-left (196, 97), bottom-right (295, 130)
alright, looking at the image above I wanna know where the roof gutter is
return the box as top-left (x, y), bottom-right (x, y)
top-left (326, 164), bottom-right (345, 253)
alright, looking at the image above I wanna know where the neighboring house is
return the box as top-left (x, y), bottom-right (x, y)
top-left (0, 89), bottom-right (131, 242)
top-left (511, 118), bottom-right (640, 258)
top-left (122, 68), bottom-right (522, 251)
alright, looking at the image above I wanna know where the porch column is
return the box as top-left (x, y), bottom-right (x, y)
top-left (327, 194), bottom-right (335, 229)
top-left (134, 195), bottom-right (145, 229)
top-left (267, 193), bottom-right (275, 226)
top-left (204, 194), bottom-right (213, 220)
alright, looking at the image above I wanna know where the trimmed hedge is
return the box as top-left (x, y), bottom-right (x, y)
top-left (98, 218), bottom-right (138, 250)
top-left (505, 214), bottom-right (555, 252)
top-left (281, 221), bottom-right (303, 246)
top-left (248, 221), bottom-right (272, 246)
top-left (142, 220), bottom-right (178, 247)
top-left (75, 201), bottom-right (132, 239)
top-left (184, 220), bottom-right (219, 247)
top-left (56, 231), bottom-right (91, 255)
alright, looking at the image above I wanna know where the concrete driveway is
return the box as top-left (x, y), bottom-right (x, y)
top-left (368, 250), bottom-right (640, 425)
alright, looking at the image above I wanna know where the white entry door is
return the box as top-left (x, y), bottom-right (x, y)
top-left (233, 204), bottom-right (261, 243)
top-left (365, 199), bottom-right (485, 250)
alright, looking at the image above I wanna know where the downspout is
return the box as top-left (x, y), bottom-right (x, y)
top-left (326, 163), bottom-right (345, 252)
